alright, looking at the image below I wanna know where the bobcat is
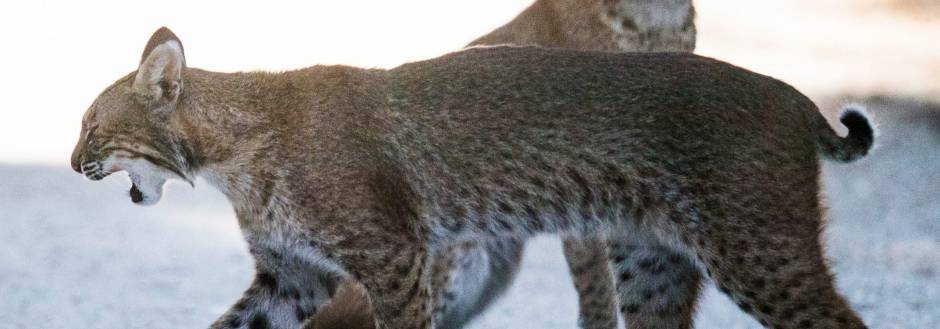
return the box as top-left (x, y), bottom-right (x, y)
top-left (469, 0), bottom-right (695, 52)
top-left (71, 27), bottom-right (873, 329)
top-left (436, 0), bottom-right (699, 328)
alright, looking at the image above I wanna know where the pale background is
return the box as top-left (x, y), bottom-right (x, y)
top-left (2, 0), bottom-right (938, 164)
top-left (1, 0), bottom-right (938, 328)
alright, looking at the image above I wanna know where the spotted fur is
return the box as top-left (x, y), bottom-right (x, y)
top-left (453, 1), bottom-right (697, 328)
top-left (312, 1), bottom-right (699, 327)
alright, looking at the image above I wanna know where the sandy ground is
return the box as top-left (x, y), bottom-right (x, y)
top-left (1, 98), bottom-right (937, 328)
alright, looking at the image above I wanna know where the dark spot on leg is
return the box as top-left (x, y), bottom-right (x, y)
top-left (619, 270), bottom-right (633, 282)
top-left (256, 272), bottom-right (277, 290)
top-left (295, 305), bottom-right (307, 321)
top-left (396, 263), bottom-right (411, 276)
top-left (638, 258), bottom-right (655, 270)
top-left (737, 301), bottom-right (752, 312)
top-left (281, 288), bottom-right (300, 300)
top-left (248, 313), bottom-right (269, 329)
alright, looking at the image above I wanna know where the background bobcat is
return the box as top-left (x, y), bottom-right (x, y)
top-left (71, 24), bottom-right (872, 329)
top-left (315, 0), bottom-right (697, 328)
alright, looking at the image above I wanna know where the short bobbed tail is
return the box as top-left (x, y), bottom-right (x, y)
top-left (818, 105), bottom-right (875, 162)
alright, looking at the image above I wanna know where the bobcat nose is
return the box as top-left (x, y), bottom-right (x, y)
top-left (70, 138), bottom-right (85, 174)
top-left (70, 158), bottom-right (82, 174)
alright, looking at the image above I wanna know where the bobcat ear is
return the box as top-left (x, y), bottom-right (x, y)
top-left (133, 27), bottom-right (186, 105)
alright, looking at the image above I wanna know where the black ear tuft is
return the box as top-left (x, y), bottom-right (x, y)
top-left (140, 27), bottom-right (185, 66)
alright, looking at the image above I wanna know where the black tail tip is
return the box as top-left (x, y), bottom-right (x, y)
top-left (839, 106), bottom-right (875, 153)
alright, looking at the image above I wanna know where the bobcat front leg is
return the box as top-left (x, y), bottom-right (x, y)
top-left (210, 249), bottom-right (344, 329)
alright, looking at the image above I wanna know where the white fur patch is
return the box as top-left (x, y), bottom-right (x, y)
top-left (101, 154), bottom-right (185, 206)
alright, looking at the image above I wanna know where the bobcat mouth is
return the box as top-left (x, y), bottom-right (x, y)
top-left (79, 156), bottom-right (180, 206)
top-left (127, 170), bottom-right (167, 206)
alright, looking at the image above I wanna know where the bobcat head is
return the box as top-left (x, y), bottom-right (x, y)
top-left (70, 27), bottom-right (196, 205)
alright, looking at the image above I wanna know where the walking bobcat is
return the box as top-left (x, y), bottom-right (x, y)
top-left (72, 26), bottom-right (873, 329)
